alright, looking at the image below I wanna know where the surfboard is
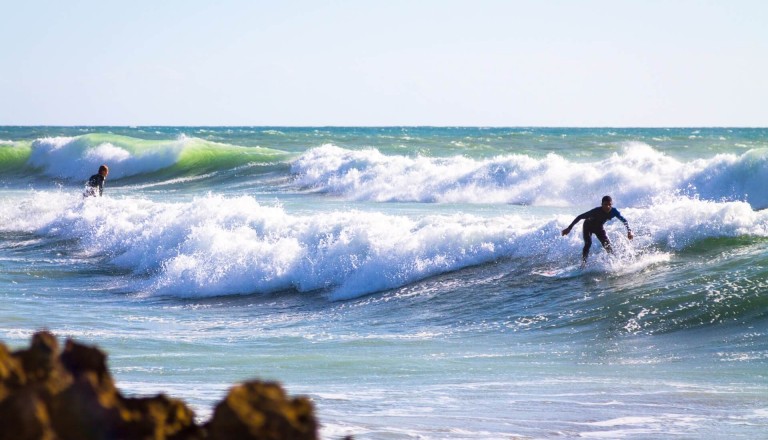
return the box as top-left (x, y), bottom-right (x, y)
top-left (532, 264), bottom-right (582, 279)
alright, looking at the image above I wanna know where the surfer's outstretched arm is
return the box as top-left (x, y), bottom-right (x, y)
top-left (612, 209), bottom-right (634, 240)
top-left (561, 211), bottom-right (590, 236)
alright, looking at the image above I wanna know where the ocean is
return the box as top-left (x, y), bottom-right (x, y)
top-left (1, 126), bottom-right (766, 439)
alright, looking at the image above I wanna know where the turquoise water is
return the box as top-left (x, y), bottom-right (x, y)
top-left (1, 127), bottom-right (767, 438)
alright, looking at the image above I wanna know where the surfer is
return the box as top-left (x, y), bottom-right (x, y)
top-left (84, 164), bottom-right (109, 197)
top-left (561, 195), bottom-right (633, 267)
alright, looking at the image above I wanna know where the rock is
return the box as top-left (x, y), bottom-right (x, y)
top-left (119, 394), bottom-right (202, 440)
top-left (0, 387), bottom-right (56, 440)
top-left (13, 331), bottom-right (71, 396)
top-left (207, 381), bottom-right (318, 440)
top-left (0, 343), bottom-right (26, 398)
top-left (0, 332), bottom-right (321, 440)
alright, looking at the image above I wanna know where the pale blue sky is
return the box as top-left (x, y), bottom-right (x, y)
top-left (2, 0), bottom-right (766, 126)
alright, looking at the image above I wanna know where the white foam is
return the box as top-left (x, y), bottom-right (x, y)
top-left (629, 195), bottom-right (768, 250)
top-left (291, 143), bottom-right (768, 209)
top-left (3, 191), bottom-right (767, 300)
top-left (579, 413), bottom-right (708, 438)
top-left (27, 136), bottom-right (185, 180)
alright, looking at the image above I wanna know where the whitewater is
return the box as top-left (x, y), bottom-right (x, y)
top-left (1, 127), bottom-right (767, 438)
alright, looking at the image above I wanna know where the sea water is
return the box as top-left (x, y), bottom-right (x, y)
top-left (0, 127), bottom-right (767, 438)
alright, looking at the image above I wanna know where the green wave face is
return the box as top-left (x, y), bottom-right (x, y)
top-left (175, 137), bottom-right (292, 174)
top-left (0, 141), bottom-right (32, 174)
top-left (9, 133), bottom-right (293, 183)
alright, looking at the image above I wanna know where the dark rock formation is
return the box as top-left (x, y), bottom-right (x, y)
top-left (0, 331), bottom-right (320, 440)
top-left (207, 381), bottom-right (318, 440)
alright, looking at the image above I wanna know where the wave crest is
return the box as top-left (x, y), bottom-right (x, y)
top-left (291, 143), bottom-right (768, 209)
top-left (22, 133), bottom-right (290, 181)
top-left (4, 192), bottom-right (767, 300)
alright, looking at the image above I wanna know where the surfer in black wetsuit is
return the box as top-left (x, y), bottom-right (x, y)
top-left (84, 164), bottom-right (109, 197)
top-left (561, 195), bottom-right (633, 267)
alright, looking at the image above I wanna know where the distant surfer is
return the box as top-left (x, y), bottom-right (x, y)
top-left (561, 195), bottom-right (633, 267)
top-left (84, 164), bottom-right (109, 197)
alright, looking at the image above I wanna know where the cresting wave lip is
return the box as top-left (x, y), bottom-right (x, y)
top-left (3, 134), bottom-right (767, 209)
top-left (0, 133), bottom-right (292, 182)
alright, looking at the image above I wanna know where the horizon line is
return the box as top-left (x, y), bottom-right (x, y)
top-left (2, 124), bottom-right (767, 129)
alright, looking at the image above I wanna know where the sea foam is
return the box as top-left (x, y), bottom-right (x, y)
top-left (291, 143), bottom-right (768, 209)
top-left (3, 190), bottom-right (767, 300)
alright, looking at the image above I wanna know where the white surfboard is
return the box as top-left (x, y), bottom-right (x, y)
top-left (532, 264), bottom-right (582, 279)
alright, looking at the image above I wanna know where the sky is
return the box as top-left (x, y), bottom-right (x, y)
top-left (1, 0), bottom-right (766, 127)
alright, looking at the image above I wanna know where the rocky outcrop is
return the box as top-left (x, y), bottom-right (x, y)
top-left (0, 331), bottom-right (319, 440)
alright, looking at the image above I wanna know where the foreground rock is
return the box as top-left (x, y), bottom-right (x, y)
top-left (0, 331), bottom-right (319, 440)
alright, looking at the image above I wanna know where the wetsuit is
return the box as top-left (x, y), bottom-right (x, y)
top-left (85, 173), bottom-right (105, 197)
top-left (566, 206), bottom-right (631, 261)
